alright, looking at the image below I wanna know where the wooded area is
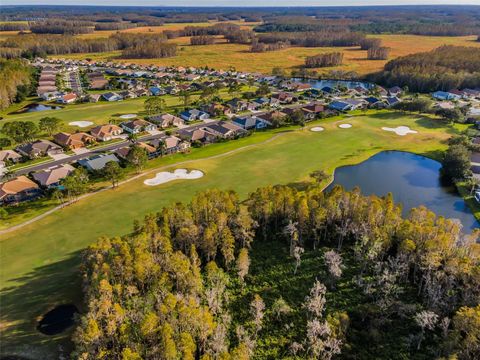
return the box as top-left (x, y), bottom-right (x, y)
top-left (73, 184), bottom-right (480, 359)
top-left (370, 46), bottom-right (480, 92)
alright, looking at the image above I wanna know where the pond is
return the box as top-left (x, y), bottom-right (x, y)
top-left (37, 304), bottom-right (79, 335)
top-left (293, 78), bottom-right (375, 90)
top-left (10, 103), bottom-right (63, 114)
top-left (327, 151), bottom-right (479, 231)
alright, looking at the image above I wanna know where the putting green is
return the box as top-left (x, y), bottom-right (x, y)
top-left (0, 111), bottom-right (456, 357)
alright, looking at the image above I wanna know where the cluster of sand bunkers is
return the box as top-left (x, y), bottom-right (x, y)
top-left (144, 169), bottom-right (204, 186)
top-left (310, 123), bottom-right (418, 136)
top-left (69, 121), bottom-right (93, 128)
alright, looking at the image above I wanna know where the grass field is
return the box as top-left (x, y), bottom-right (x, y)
top-left (0, 110), bottom-right (457, 358)
top-left (51, 34), bottom-right (480, 75)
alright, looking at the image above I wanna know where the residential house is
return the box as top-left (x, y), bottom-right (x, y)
top-left (204, 122), bottom-right (245, 139)
top-left (149, 86), bottom-right (164, 96)
top-left (121, 119), bottom-right (156, 134)
top-left (148, 113), bottom-right (184, 128)
top-left (88, 72), bottom-right (108, 90)
top-left (364, 96), bottom-right (384, 108)
top-left (32, 164), bottom-right (75, 188)
top-left (385, 96), bottom-right (401, 107)
top-left (202, 103), bottom-right (232, 117)
top-left (328, 100), bottom-right (353, 112)
top-left (102, 92), bottom-right (123, 102)
top-left (388, 86), bottom-right (402, 97)
top-left (89, 94), bottom-right (101, 103)
top-left (271, 92), bottom-right (296, 104)
top-left (178, 127), bottom-right (217, 144)
top-left (233, 116), bottom-right (271, 130)
top-left (57, 93), bottom-right (77, 104)
top-left (78, 154), bottom-right (120, 171)
top-left (16, 140), bottom-right (63, 159)
top-left (114, 146), bottom-right (131, 160)
top-left (432, 91), bottom-right (460, 101)
top-left (0, 176), bottom-right (42, 205)
top-left (53, 132), bottom-right (95, 150)
top-left (137, 142), bottom-right (160, 159)
top-left (90, 124), bottom-right (123, 141)
top-left (180, 109), bottom-right (209, 122)
top-left (0, 150), bottom-right (22, 166)
top-left (257, 110), bottom-right (287, 124)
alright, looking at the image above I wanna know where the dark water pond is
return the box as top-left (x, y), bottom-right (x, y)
top-left (37, 304), bottom-right (78, 335)
top-left (10, 103), bottom-right (63, 114)
top-left (293, 78), bottom-right (375, 90)
top-left (327, 151), bottom-right (479, 231)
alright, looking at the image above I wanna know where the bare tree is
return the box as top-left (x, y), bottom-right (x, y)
top-left (305, 280), bottom-right (327, 318)
top-left (250, 294), bottom-right (265, 337)
top-left (293, 246), bottom-right (305, 275)
top-left (324, 250), bottom-right (343, 286)
top-left (414, 310), bottom-right (439, 350)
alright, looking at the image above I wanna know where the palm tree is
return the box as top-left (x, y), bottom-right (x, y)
top-left (127, 132), bottom-right (138, 144)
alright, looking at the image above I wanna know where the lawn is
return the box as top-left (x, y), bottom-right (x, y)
top-left (0, 111), bottom-right (457, 358)
top-left (53, 34), bottom-right (480, 75)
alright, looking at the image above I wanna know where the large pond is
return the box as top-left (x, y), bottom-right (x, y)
top-left (293, 78), bottom-right (375, 90)
top-left (10, 103), bottom-right (63, 114)
top-left (327, 151), bottom-right (479, 231)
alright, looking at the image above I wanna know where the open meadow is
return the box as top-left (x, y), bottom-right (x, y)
top-left (50, 34), bottom-right (480, 75)
top-left (0, 110), bottom-right (458, 358)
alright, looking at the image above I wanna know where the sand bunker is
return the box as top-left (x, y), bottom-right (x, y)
top-left (339, 124), bottom-right (352, 129)
top-left (382, 126), bottom-right (418, 136)
top-left (310, 126), bottom-right (325, 132)
top-left (69, 121), bottom-right (93, 128)
top-left (119, 114), bottom-right (137, 119)
top-left (144, 169), bottom-right (204, 186)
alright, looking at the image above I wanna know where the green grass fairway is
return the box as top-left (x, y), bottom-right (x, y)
top-left (0, 111), bottom-right (457, 358)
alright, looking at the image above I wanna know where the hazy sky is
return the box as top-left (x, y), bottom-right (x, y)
top-left (2, 0), bottom-right (480, 6)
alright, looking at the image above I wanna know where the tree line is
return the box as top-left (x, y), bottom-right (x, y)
top-left (0, 32), bottom-right (177, 59)
top-left (73, 182), bottom-right (480, 359)
top-left (369, 45), bottom-right (480, 93)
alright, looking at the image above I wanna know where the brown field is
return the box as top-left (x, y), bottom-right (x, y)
top-left (53, 34), bottom-right (480, 75)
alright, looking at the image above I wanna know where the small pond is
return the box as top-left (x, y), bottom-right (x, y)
top-left (37, 304), bottom-right (79, 335)
top-left (327, 151), bottom-right (479, 231)
top-left (10, 103), bottom-right (63, 114)
top-left (293, 78), bottom-right (375, 90)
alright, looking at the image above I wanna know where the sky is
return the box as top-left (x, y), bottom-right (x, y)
top-left (2, 0), bottom-right (480, 6)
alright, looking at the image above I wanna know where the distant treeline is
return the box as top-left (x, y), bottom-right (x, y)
top-left (1, 5), bottom-right (480, 37)
top-left (369, 46), bottom-right (480, 92)
top-left (0, 23), bottom-right (30, 31)
top-left (257, 31), bottom-right (365, 47)
top-left (29, 20), bottom-right (95, 35)
top-left (305, 52), bottom-right (344, 68)
top-left (0, 33), bottom-right (176, 59)
top-left (250, 39), bottom-right (290, 53)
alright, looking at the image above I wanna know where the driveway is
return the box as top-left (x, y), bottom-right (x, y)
top-left (49, 153), bottom-right (70, 161)
top-left (72, 148), bottom-right (90, 155)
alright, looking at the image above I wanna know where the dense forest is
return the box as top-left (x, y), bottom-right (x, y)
top-left (0, 58), bottom-right (36, 110)
top-left (73, 184), bottom-right (480, 359)
top-left (0, 32), bottom-right (177, 59)
top-left (369, 46), bottom-right (480, 92)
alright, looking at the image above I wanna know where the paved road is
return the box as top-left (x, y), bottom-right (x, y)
top-left (9, 120), bottom-right (221, 177)
top-left (11, 132), bottom-right (166, 177)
